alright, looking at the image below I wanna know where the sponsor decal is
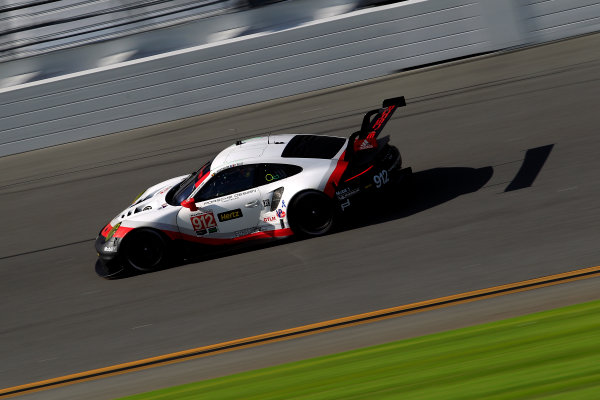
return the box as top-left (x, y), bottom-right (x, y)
top-left (202, 189), bottom-right (259, 205)
top-left (218, 209), bottom-right (243, 222)
top-left (190, 211), bottom-right (217, 236)
top-left (335, 187), bottom-right (360, 200)
top-left (193, 226), bottom-right (218, 236)
top-left (160, 203), bottom-right (168, 209)
top-left (203, 198), bottom-right (223, 205)
top-left (263, 215), bottom-right (277, 222)
top-left (371, 105), bottom-right (395, 131)
top-left (157, 186), bottom-right (172, 195)
top-left (373, 169), bottom-right (389, 188)
top-left (359, 139), bottom-right (374, 150)
top-left (265, 173), bottom-right (280, 182)
top-left (237, 188), bottom-right (258, 197)
top-left (341, 199), bottom-right (351, 211)
top-left (276, 209), bottom-right (286, 218)
top-left (354, 137), bottom-right (376, 151)
top-left (142, 205), bottom-right (152, 211)
top-left (263, 199), bottom-right (271, 208)
top-left (233, 227), bottom-right (259, 238)
top-left (214, 162), bottom-right (244, 174)
top-left (281, 200), bottom-right (287, 208)
top-left (103, 246), bottom-right (117, 252)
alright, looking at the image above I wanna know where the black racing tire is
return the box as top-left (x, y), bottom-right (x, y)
top-left (288, 190), bottom-right (335, 237)
top-left (119, 229), bottom-right (172, 272)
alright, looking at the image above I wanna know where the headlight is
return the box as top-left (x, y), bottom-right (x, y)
top-left (105, 223), bottom-right (121, 241)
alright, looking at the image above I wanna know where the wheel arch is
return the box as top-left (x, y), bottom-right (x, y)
top-left (286, 189), bottom-right (335, 237)
top-left (117, 226), bottom-right (172, 247)
top-left (117, 227), bottom-right (175, 272)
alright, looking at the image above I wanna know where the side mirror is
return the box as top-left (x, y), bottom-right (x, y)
top-left (181, 198), bottom-right (198, 212)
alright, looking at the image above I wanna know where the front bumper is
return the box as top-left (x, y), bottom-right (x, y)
top-left (95, 233), bottom-right (126, 278)
top-left (95, 233), bottom-right (120, 262)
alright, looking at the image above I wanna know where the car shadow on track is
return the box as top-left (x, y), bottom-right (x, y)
top-left (337, 166), bottom-right (494, 230)
top-left (98, 166), bottom-right (493, 279)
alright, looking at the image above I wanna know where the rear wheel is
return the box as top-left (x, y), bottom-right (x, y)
top-left (120, 229), bottom-right (171, 272)
top-left (288, 190), bottom-right (335, 237)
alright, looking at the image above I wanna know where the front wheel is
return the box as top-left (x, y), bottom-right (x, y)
top-left (119, 229), bottom-right (171, 272)
top-left (288, 190), bottom-right (335, 237)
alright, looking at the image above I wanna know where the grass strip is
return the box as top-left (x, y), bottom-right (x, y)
top-left (119, 299), bottom-right (600, 400)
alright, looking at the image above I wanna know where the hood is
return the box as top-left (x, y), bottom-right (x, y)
top-left (109, 175), bottom-right (187, 225)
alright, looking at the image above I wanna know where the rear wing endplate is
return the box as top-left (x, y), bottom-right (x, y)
top-left (345, 96), bottom-right (406, 160)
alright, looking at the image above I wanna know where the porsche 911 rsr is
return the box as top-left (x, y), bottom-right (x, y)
top-left (95, 97), bottom-right (411, 276)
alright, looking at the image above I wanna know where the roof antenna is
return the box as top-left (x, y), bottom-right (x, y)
top-left (267, 133), bottom-right (271, 144)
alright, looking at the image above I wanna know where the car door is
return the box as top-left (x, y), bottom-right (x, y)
top-left (176, 165), bottom-right (262, 239)
top-left (255, 163), bottom-right (304, 222)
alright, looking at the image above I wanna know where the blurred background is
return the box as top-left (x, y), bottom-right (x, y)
top-left (0, 0), bottom-right (396, 86)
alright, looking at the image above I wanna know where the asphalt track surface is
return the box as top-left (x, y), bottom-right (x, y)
top-left (2, 33), bottom-right (600, 398)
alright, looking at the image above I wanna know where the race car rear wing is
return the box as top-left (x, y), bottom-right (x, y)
top-left (345, 96), bottom-right (406, 161)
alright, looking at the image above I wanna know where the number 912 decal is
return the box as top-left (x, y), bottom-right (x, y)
top-left (373, 170), bottom-right (389, 188)
top-left (191, 211), bottom-right (218, 236)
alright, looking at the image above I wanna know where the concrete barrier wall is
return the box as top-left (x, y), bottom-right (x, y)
top-left (0, 0), bottom-right (236, 62)
top-left (522, 0), bottom-right (600, 42)
top-left (0, 0), bottom-right (359, 85)
top-left (1, 0), bottom-right (599, 157)
top-left (0, 0), bottom-right (492, 156)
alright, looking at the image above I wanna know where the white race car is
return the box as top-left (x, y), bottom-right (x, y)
top-left (95, 97), bottom-right (411, 277)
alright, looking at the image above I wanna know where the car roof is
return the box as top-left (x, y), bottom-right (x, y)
top-left (210, 134), bottom-right (346, 173)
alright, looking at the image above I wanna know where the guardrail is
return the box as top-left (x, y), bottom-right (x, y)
top-left (1, 0), bottom-right (599, 157)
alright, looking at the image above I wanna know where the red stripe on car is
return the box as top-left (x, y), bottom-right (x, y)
top-left (161, 230), bottom-right (182, 240)
top-left (114, 226), bottom-right (134, 238)
top-left (324, 152), bottom-right (348, 198)
top-left (194, 171), bottom-right (210, 188)
top-left (160, 228), bottom-right (293, 244)
top-left (344, 165), bottom-right (373, 182)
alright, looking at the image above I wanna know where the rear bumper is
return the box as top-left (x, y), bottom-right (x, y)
top-left (391, 166), bottom-right (412, 184)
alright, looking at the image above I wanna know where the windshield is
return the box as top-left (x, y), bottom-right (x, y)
top-left (167, 161), bottom-right (212, 206)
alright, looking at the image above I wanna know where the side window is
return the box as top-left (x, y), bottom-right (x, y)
top-left (195, 165), bottom-right (257, 201)
top-left (257, 164), bottom-right (303, 186)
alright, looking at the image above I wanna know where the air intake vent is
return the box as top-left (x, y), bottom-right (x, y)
top-left (271, 187), bottom-right (284, 211)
